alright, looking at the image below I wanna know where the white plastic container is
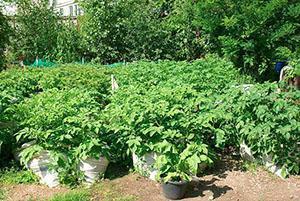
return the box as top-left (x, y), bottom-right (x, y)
top-left (132, 152), bottom-right (159, 181)
top-left (27, 151), bottom-right (60, 188)
top-left (79, 157), bottom-right (109, 185)
top-left (240, 142), bottom-right (287, 179)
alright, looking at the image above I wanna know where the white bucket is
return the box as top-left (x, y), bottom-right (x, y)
top-left (132, 152), bottom-right (159, 181)
top-left (79, 157), bottom-right (109, 184)
top-left (27, 151), bottom-right (60, 188)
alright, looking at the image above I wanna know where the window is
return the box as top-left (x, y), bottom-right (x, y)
top-left (74, 5), bottom-right (78, 16)
top-left (59, 8), bottom-right (64, 16)
top-left (69, 6), bottom-right (73, 16)
top-left (52, 0), bottom-right (57, 7)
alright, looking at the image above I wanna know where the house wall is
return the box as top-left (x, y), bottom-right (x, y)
top-left (0, 1), bottom-right (17, 16)
top-left (1, 0), bottom-right (82, 17)
top-left (50, 0), bottom-right (82, 16)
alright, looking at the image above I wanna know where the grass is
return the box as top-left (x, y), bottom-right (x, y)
top-left (0, 188), bottom-right (6, 201)
top-left (0, 166), bottom-right (38, 185)
top-left (46, 182), bottom-right (137, 201)
top-left (241, 161), bottom-right (260, 173)
top-left (48, 190), bottom-right (91, 201)
top-left (91, 183), bottom-right (137, 201)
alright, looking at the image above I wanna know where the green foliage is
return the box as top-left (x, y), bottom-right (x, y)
top-left (104, 56), bottom-right (252, 180)
top-left (216, 83), bottom-right (300, 175)
top-left (13, 0), bottom-right (60, 62)
top-left (37, 64), bottom-right (110, 100)
top-left (79, 0), bottom-right (199, 64)
top-left (49, 190), bottom-right (91, 201)
top-left (0, 65), bottom-right (112, 185)
top-left (0, 9), bottom-right (10, 70)
top-left (193, 0), bottom-right (300, 80)
top-left (0, 68), bottom-right (43, 161)
top-left (0, 56), bottom-right (299, 188)
top-left (12, 0), bottom-right (82, 63)
top-left (0, 167), bottom-right (38, 184)
top-left (54, 22), bottom-right (83, 63)
top-left (13, 88), bottom-right (109, 184)
top-left (155, 143), bottom-right (213, 182)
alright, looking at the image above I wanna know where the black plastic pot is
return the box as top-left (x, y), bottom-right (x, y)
top-left (162, 180), bottom-right (189, 200)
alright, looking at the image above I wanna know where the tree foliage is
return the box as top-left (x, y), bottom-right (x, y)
top-left (11, 0), bottom-right (81, 63)
top-left (79, 0), bottom-right (199, 64)
top-left (193, 0), bottom-right (300, 80)
top-left (0, 8), bottom-right (10, 70)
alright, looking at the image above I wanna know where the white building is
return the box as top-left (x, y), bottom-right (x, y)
top-left (0, 1), bottom-right (17, 16)
top-left (50, 0), bottom-right (82, 17)
top-left (1, 0), bottom-right (82, 17)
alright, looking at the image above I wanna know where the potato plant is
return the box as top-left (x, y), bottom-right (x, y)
top-left (0, 56), bottom-right (299, 186)
top-left (216, 83), bottom-right (300, 176)
top-left (13, 88), bottom-right (110, 184)
top-left (0, 68), bottom-right (43, 161)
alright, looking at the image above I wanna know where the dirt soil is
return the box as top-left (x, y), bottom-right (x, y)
top-left (2, 184), bottom-right (68, 201)
top-left (3, 158), bottom-right (300, 201)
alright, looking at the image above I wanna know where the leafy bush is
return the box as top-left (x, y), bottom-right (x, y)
top-left (216, 83), bottom-right (300, 175)
top-left (79, 0), bottom-right (200, 64)
top-left (14, 88), bottom-right (109, 184)
top-left (12, 0), bottom-right (82, 63)
top-left (37, 65), bottom-right (111, 104)
top-left (113, 55), bottom-right (253, 92)
top-left (0, 9), bottom-right (10, 71)
top-left (156, 143), bottom-right (213, 182)
top-left (104, 56), bottom-right (252, 179)
top-left (55, 22), bottom-right (84, 63)
top-left (13, 0), bottom-right (60, 62)
top-left (193, 0), bottom-right (300, 80)
top-left (0, 68), bottom-right (43, 161)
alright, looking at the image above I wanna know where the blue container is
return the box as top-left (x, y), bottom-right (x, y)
top-left (274, 61), bottom-right (286, 74)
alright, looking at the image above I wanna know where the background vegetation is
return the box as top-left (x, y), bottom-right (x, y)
top-left (1, 0), bottom-right (299, 80)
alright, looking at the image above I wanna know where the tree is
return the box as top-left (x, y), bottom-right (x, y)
top-left (0, 4), bottom-right (10, 70)
top-left (193, 0), bottom-right (300, 80)
top-left (12, 0), bottom-right (60, 62)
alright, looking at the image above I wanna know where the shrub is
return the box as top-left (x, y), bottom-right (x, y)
top-left (113, 55), bottom-right (253, 92)
top-left (216, 83), bottom-right (300, 176)
top-left (37, 65), bottom-right (111, 102)
top-left (104, 56), bottom-right (252, 175)
top-left (193, 0), bottom-right (300, 80)
top-left (0, 9), bottom-right (10, 71)
top-left (0, 68), bottom-right (43, 161)
top-left (12, 0), bottom-right (82, 63)
top-left (79, 0), bottom-right (200, 64)
top-left (14, 88), bottom-right (109, 184)
top-left (54, 21), bottom-right (84, 63)
top-left (13, 0), bottom-right (60, 62)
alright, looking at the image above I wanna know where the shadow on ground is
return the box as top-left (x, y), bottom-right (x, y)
top-left (104, 161), bottom-right (131, 180)
top-left (184, 155), bottom-right (243, 199)
top-left (185, 178), bottom-right (233, 199)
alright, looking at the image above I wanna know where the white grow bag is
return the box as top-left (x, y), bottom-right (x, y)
top-left (240, 141), bottom-right (287, 179)
top-left (27, 151), bottom-right (60, 188)
top-left (132, 152), bottom-right (159, 181)
top-left (14, 143), bottom-right (60, 188)
top-left (79, 157), bottom-right (109, 185)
